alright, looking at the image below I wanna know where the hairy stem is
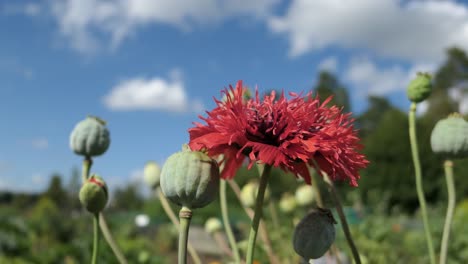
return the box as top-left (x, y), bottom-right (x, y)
top-left (440, 160), bottom-right (455, 264)
top-left (220, 180), bottom-right (241, 263)
top-left (246, 164), bottom-right (272, 264)
top-left (409, 102), bottom-right (436, 264)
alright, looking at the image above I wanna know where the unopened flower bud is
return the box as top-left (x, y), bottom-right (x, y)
top-left (79, 174), bottom-right (108, 214)
top-left (293, 208), bottom-right (336, 260)
top-left (204, 217), bottom-right (223, 235)
top-left (144, 161), bottom-right (161, 189)
top-left (407, 72), bottom-right (432, 103)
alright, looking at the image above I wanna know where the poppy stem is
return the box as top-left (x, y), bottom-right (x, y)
top-left (326, 176), bottom-right (360, 264)
top-left (245, 164), bottom-right (272, 264)
top-left (156, 188), bottom-right (201, 264)
top-left (227, 180), bottom-right (280, 264)
top-left (82, 156), bottom-right (92, 184)
top-left (220, 180), bottom-right (241, 263)
top-left (178, 206), bottom-right (193, 264)
top-left (312, 160), bottom-right (360, 264)
top-left (91, 213), bottom-right (100, 264)
top-left (82, 158), bottom-right (128, 264)
top-left (408, 102), bottom-right (436, 264)
top-left (440, 159), bottom-right (455, 264)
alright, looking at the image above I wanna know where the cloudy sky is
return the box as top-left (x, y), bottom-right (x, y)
top-left (1, 0), bottom-right (468, 192)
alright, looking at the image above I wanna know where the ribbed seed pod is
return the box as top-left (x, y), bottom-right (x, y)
top-left (160, 148), bottom-right (220, 209)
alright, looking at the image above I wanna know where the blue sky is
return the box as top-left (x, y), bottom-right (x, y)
top-left (1, 0), bottom-right (468, 193)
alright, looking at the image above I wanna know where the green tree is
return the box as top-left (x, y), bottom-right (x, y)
top-left (44, 174), bottom-right (68, 209)
top-left (112, 183), bottom-right (144, 211)
top-left (313, 71), bottom-right (351, 112)
top-left (359, 109), bottom-right (442, 212)
top-left (356, 95), bottom-right (393, 137)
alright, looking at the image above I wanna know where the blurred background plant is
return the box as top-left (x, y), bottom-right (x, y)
top-left (1, 47), bottom-right (468, 263)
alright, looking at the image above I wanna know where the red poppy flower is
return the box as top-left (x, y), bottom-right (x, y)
top-left (188, 81), bottom-right (368, 186)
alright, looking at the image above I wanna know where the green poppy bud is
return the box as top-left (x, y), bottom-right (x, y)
top-left (295, 185), bottom-right (315, 206)
top-left (407, 72), bottom-right (432, 103)
top-left (160, 148), bottom-right (220, 210)
top-left (79, 174), bottom-right (108, 214)
top-left (143, 161), bottom-right (161, 189)
top-left (240, 180), bottom-right (271, 208)
top-left (204, 217), bottom-right (223, 235)
top-left (293, 208), bottom-right (336, 260)
top-left (70, 116), bottom-right (110, 157)
top-left (279, 192), bottom-right (297, 214)
top-left (431, 113), bottom-right (468, 159)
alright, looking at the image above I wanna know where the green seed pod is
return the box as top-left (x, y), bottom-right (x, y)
top-left (204, 217), bottom-right (223, 235)
top-left (79, 174), bottom-right (108, 214)
top-left (431, 113), bottom-right (468, 159)
top-left (70, 116), bottom-right (110, 157)
top-left (240, 180), bottom-right (271, 208)
top-left (293, 208), bottom-right (336, 260)
top-left (407, 72), bottom-right (432, 103)
top-left (295, 185), bottom-right (315, 206)
top-left (160, 149), bottom-right (220, 209)
top-left (279, 192), bottom-right (297, 214)
top-left (143, 161), bottom-right (161, 189)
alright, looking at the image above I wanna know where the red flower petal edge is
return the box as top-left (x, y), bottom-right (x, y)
top-left (188, 80), bottom-right (369, 186)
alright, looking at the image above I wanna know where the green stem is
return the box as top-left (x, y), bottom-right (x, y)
top-left (440, 160), bottom-right (455, 264)
top-left (256, 163), bottom-right (279, 231)
top-left (220, 180), bottom-right (241, 263)
top-left (92, 213), bottom-right (99, 264)
top-left (81, 157), bottom-right (128, 264)
top-left (99, 215), bottom-right (128, 264)
top-left (82, 156), bottom-right (92, 184)
top-left (156, 189), bottom-right (201, 264)
top-left (327, 178), bottom-right (360, 264)
top-left (246, 164), bottom-right (272, 264)
top-left (227, 180), bottom-right (280, 264)
top-left (312, 160), bottom-right (359, 264)
top-left (409, 102), bottom-right (436, 264)
top-left (308, 165), bottom-right (324, 207)
top-left (178, 207), bottom-right (192, 264)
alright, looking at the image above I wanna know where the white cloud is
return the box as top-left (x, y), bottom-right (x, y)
top-left (103, 70), bottom-right (203, 112)
top-left (50, 0), bottom-right (279, 53)
top-left (269, 0), bottom-right (468, 63)
top-left (318, 56), bottom-right (338, 72)
top-left (31, 138), bottom-right (49, 149)
top-left (344, 56), bottom-right (435, 97)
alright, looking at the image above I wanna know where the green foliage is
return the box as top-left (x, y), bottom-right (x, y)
top-left (313, 71), bottom-right (351, 113)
